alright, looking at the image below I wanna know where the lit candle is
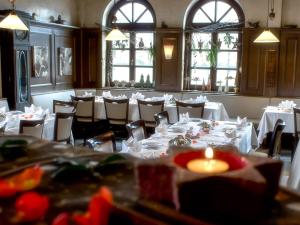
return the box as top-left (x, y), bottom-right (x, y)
top-left (187, 147), bottom-right (229, 174)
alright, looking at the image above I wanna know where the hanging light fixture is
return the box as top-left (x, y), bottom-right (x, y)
top-left (254, 0), bottom-right (279, 43)
top-left (105, 0), bottom-right (127, 41)
top-left (0, 0), bottom-right (29, 31)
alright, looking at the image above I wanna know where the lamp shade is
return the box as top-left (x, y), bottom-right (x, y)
top-left (254, 30), bottom-right (279, 43)
top-left (164, 44), bottom-right (174, 60)
top-left (106, 28), bottom-right (127, 41)
top-left (0, 11), bottom-right (29, 30)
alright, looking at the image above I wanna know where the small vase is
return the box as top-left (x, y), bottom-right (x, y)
top-left (224, 79), bottom-right (229, 93)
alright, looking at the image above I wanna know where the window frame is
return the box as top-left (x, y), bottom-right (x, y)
top-left (106, 0), bottom-right (156, 86)
top-left (184, 0), bottom-right (244, 91)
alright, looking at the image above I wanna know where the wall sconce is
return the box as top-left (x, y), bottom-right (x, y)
top-left (163, 38), bottom-right (176, 60)
top-left (164, 44), bottom-right (174, 60)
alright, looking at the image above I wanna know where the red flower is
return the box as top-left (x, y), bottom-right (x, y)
top-left (15, 192), bottom-right (49, 222)
top-left (0, 179), bottom-right (17, 197)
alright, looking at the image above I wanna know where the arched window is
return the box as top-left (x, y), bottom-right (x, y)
top-left (185, 0), bottom-right (244, 91)
top-left (106, 0), bottom-right (156, 86)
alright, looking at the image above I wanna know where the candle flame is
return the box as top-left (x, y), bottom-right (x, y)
top-left (205, 147), bottom-right (214, 159)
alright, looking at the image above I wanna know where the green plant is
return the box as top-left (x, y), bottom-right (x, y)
top-left (206, 43), bottom-right (218, 68)
top-left (224, 32), bottom-right (234, 48)
top-left (148, 42), bottom-right (155, 61)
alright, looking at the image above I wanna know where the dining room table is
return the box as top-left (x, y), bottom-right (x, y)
top-left (257, 106), bottom-right (296, 144)
top-left (122, 118), bottom-right (258, 159)
top-left (1, 111), bottom-right (55, 141)
top-left (94, 96), bottom-right (229, 123)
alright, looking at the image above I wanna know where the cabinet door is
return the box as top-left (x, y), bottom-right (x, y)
top-left (240, 28), bottom-right (279, 96)
top-left (15, 47), bottom-right (31, 110)
top-left (278, 29), bottom-right (300, 97)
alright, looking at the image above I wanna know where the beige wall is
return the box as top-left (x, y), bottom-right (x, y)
top-left (0, 0), bottom-right (79, 25)
top-left (78, 0), bottom-right (286, 28)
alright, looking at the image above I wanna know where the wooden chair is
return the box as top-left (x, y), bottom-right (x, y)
top-left (54, 112), bottom-right (74, 144)
top-left (251, 119), bottom-right (285, 158)
top-left (53, 100), bottom-right (76, 113)
top-left (126, 120), bottom-right (147, 142)
top-left (103, 98), bottom-right (129, 139)
top-left (154, 111), bottom-right (170, 126)
top-left (87, 131), bottom-right (117, 153)
top-left (19, 119), bottom-right (45, 139)
top-left (175, 100), bottom-right (205, 121)
top-left (293, 107), bottom-right (300, 159)
top-left (71, 96), bottom-right (95, 145)
top-left (137, 99), bottom-right (164, 128)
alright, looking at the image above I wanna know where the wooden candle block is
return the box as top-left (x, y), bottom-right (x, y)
top-left (135, 148), bottom-right (283, 223)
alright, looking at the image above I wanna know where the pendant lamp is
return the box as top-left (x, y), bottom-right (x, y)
top-left (105, 0), bottom-right (127, 41)
top-left (254, 0), bottom-right (279, 43)
top-left (0, 0), bottom-right (29, 31)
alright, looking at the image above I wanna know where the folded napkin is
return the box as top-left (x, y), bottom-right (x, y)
top-left (24, 104), bottom-right (49, 118)
top-left (163, 94), bottom-right (173, 103)
top-left (83, 91), bottom-right (93, 97)
top-left (237, 116), bottom-right (247, 127)
top-left (131, 92), bottom-right (145, 100)
top-left (195, 95), bottom-right (208, 103)
top-left (122, 137), bottom-right (141, 152)
top-left (278, 100), bottom-right (296, 109)
top-left (179, 112), bottom-right (190, 122)
top-left (102, 91), bottom-right (113, 98)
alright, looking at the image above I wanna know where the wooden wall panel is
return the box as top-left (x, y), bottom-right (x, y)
top-left (155, 28), bottom-right (182, 91)
top-left (81, 28), bottom-right (101, 88)
top-left (278, 29), bottom-right (300, 97)
top-left (240, 28), bottom-right (279, 96)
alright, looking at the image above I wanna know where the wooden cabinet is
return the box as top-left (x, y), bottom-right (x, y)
top-left (155, 28), bottom-right (183, 91)
top-left (240, 28), bottom-right (279, 96)
top-left (278, 29), bottom-right (300, 97)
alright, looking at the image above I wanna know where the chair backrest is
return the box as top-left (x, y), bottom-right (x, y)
top-left (293, 107), bottom-right (300, 142)
top-left (54, 112), bottom-right (74, 143)
top-left (19, 119), bottom-right (45, 139)
top-left (137, 99), bottom-right (164, 127)
top-left (0, 98), bottom-right (9, 112)
top-left (268, 119), bottom-right (285, 157)
top-left (103, 98), bottom-right (129, 125)
top-left (53, 100), bottom-right (76, 113)
top-left (154, 111), bottom-right (170, 126)
top-left (87, 131), bottom-right (116, 153)
top-left (288, 139), bottom-right (300, 190)
top-left (71, 96), bottom-right (95, 122)
top-left (126, 120), bottom-right (147, 142)
top-left (176, 100), bottom-right (205, 121)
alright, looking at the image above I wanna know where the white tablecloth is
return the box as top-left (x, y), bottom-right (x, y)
top-left (123, 120), bottom-right (258, 159)
top-left (95, 100), bottom-right (229, 123)
top-left (257, 107), bottom-right (295, 144)
top-left (3, 113), bottom-right (55, 141)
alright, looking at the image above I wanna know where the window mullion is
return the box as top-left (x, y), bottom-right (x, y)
top-left (130, 32), bottom-right (135, 81)
top-left (211, 32), bottom-right (218, 91)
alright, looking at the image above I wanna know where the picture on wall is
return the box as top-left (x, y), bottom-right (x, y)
top-left (33, 46), bottom-right (49, 77)
top-left (59, 47), bottom-right (72, 76)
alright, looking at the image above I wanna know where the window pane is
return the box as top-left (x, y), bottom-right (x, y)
top-left (216, 70), bottom-right (236, 87)
top-left (190, 69), bottom-right (210, 85)
top-left (216, 2), bottom-right (231, 21)
top-left (135, 50), bottom-right (153, 66)
top-left (191, 33), bottom-right (211, 50)
top-left (120, 3), bottom-right (133, 22)
top-left (191, 50), bottom-right (210, 67)
top-left (115, 10), bottom-right (130, 23)
top-left (112, 66), bottom-right (130, 82)
top-left (137, 10), bottom-right (154, 23)
top-left (135, 33), bottom-right (153, 49)
top-left (217, 52), bottom-right (237, 68)
top-left (218, 33), bottom-right (239, 50)
top-left (133, 3), bottom-right (146, 22)
top-left (220, 8), bottom-right (239, 23)
top-left (112, 50), bottom-right (129, 65)
top-left (201, 2), bottom-right (216, 22)
top-left (135, 67), bottom-right (153, 82)
top-left (192, 9), bottom-right (211, 23)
